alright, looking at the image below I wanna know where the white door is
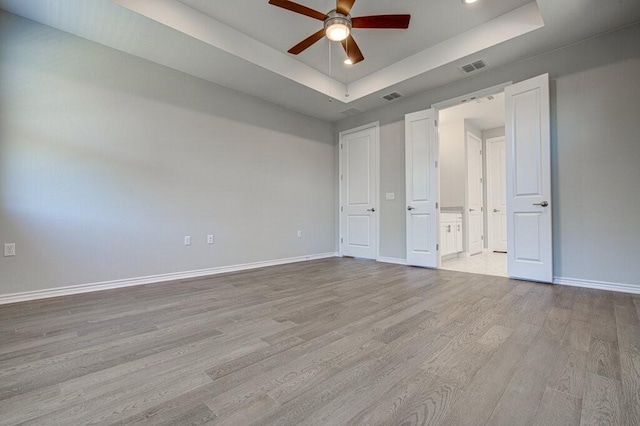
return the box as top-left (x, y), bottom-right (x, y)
top-left (405, 109), bottom-right (438, 268)
top-left (339, 124), bottom-right (378, 259)
top-left (466, 132), bottom-right (484, 256)
top-left (505, 74), bottom-right (553, 283)
top-left (487, 136), bottom-right (507, 252)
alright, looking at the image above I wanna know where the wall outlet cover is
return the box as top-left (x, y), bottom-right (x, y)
top-left (207, 234), bottom-right (214, 244)
top-left (4, 243), bottom-right (16, 257)
top-left (184, 236), bottom-right (191, 246)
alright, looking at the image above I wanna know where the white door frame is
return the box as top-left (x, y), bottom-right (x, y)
top-left (432, 82), bottom-right (511, 266)
top-left (338, 122), bottom-right (380, 259)
top-left (486, 135), bottom-right (507, 252)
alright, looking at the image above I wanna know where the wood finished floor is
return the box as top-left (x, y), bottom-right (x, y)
top-left (1, 258), bottom-right (639, 425)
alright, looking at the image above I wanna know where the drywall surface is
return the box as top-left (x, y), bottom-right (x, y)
top-left (438, 120), bottom-right (466, 209)
top-left (0, 12), bottom-right (336, 295)
top-left (337, 23), bottom-right (640, 286)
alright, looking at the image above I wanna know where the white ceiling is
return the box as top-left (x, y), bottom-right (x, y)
top-left (1, 0), bottom-right (640, 122)
top-left (440, 92), bottom-right (505, 131)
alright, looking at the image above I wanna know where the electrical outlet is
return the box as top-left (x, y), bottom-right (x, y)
top-left (184, 236), bottom-right (191, 246)
top-left (297, 231), bottom-right (302, 238)
top-left (207, 234), bottom-right (214, 244)
top-left (4, 243), bottom-right (16, 257)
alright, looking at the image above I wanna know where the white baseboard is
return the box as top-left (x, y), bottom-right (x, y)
top-left (554, 277), bottom-right (640, 295)
top-left (376, 257), bottom-right (408, 265)
top-left (0, 252), bottom-right (339, 306)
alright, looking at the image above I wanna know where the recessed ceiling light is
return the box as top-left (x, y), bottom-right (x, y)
top-left (462, 0), bottom-right (479, 4)
top-left (344, 58), bottom-right (353, 65)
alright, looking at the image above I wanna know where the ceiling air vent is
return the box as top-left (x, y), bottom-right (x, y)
top-left (459, 59), bottom-right (488, 74)
top-left (341, 108), bottom-right (361, 116)
top-left (382, 92), bottom-right (403, 101)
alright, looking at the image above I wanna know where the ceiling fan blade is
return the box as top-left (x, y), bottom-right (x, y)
top-left (352, 15), bottom-right (411, 29)
top-left (341, 35), bottom-right (364, 64)
top-left (268, 0), bottom-right (327, 21)
top-left (336, 0), bottom-right (356, 16)
top-left (288, 28), bottom-right (326, 54)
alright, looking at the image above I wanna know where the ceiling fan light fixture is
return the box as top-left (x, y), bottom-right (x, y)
top-left (344, 58), bottom-right (353, 65)
top-left (324, 12), bottom-right (351, 41)
top-left (462, 0), bottom-right (479, 4)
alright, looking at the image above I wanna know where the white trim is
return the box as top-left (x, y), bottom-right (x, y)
top-left (376, 257), bottom-right (408, 265)
top-left (338, 122), bottom-right (380, 260)
top-left (0, 252), bottom-right (339, 306)
top-left (553, 277), bottom-right (640, 295)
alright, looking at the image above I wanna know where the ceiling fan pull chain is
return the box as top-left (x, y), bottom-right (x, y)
top-left (329, 40), bottom-right (332, 78)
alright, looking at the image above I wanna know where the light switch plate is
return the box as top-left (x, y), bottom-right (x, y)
top-left (184, 236), bottom-right (191, 246)
top-left (385, 192), bottom-right (395, 200)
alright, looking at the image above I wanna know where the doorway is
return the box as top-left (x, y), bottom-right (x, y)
top-left (404, 75), bottom-right (553, 283)
top-left (437, 91), bottom-right (508, 277)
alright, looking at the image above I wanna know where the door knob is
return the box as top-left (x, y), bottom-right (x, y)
top-left (493, 209), bottom-right (500, 213)
top-left (407, 206), bottom-right (415, 211)
top-left (469, 208), bottom-right (475, 212)
top-left (533, 201), bottom-right (549, 207)
top-left (367, 208), bottom-right (376, 212)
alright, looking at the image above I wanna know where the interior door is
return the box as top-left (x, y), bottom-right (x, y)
top-left (487, 136), bottom-right (507, 252)
top-left (466, 132), bottom-right (484, 256)
top-left (405, 109), bottom-right (438, 268)
top-left (340, 124), bottom-right (378, 259)
top-left (505, 74), bottom-right (553, 283)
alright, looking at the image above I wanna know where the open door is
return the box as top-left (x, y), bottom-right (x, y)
top-left (405, 109), bottom-right (438, 268)
top-left (505, 74), bottom-right (553, 283)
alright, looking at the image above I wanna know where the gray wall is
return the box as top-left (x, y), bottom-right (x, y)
top-left (439, 119), bottom-right (466, 209)
top-left (337, 23), bottom-right (640, 287)
top-left (0, 13), bottom-right (336, 296)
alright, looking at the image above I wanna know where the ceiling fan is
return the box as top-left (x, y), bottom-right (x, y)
top-left (268, 0), bottom-right (411, 65)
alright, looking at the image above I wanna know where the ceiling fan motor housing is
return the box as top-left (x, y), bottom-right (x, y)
top-left (324, 10), bottom-right (352, 41)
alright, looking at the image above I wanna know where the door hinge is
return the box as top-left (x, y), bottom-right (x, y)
top-left (436, 244), bottom-right (439, 251)
top-left (435, 160), bottom-right (438, 168)
top-left (480, 178), bottom-right (483, 183)
top-left (480, 150), bottom-right (482, 155)
top-left (434, 120), bottom-right (438, 127)
top-left (436, 202), bottom-right (439, 209)
top-left (481, 235), bottom-right (484, 240)
top-left (340, 144), bottom-right (343, 149)
top-left (341, 206), bottom-right (344, 212)
top-left (340, 175), bottom-right (343, 181)
top-left (341, 238), bottom-right (343, 243)
top-left (481, 206), bottom-right (483, 212)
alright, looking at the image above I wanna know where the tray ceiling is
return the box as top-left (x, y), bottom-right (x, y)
top-left (1, 0), bottom-right (639, 121)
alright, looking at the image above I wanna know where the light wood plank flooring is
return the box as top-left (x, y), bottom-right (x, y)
top-left (1, 258), bottom-right (638, 425)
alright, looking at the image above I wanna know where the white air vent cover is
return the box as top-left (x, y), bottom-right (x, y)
top-left (459, 59), bottom-right (488, 74)
top-left (382, 92), bottom-right (403, 101)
